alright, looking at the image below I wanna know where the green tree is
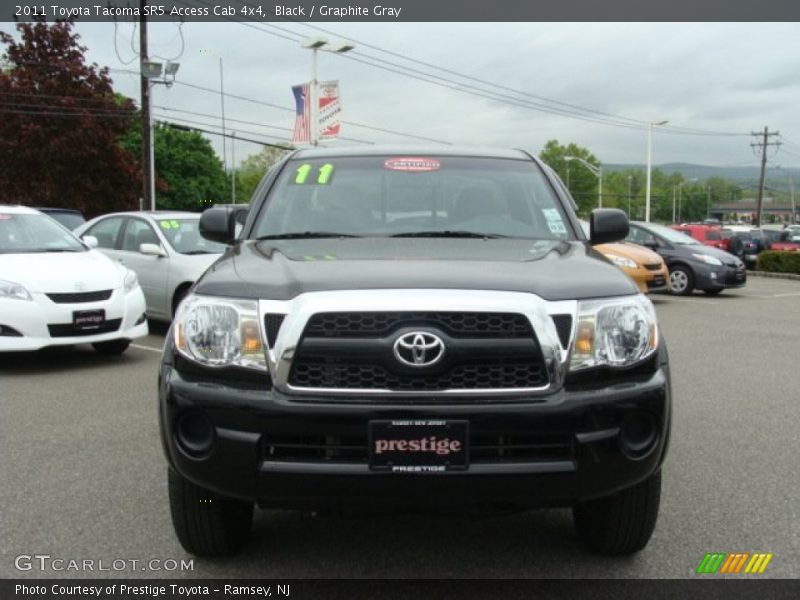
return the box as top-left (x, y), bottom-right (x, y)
top-left (121, 122), bottom-right (227, 211)
top-left (538, 140), bottom-right (600, 215)
top-left (236, 145), bottom-right (292, 203)
top-left (0, 21), bottom-right (141, 216)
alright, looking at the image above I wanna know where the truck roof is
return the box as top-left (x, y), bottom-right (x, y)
top-left (290, 145), bottom-right (532, 161)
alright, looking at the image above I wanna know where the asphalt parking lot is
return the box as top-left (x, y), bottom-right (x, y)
top-left (2, 276), bottom-right (799, 579)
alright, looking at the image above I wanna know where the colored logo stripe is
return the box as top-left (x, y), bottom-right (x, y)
top-left (697, 552), bottom-right (773, 574)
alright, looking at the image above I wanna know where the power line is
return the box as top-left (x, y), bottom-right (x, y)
top-left (225, 2), bottom-right (751, 137)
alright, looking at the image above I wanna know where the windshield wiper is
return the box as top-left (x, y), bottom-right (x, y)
top-left (391, 230), bottom-right (505, 239)
top-left (255, 232), bottom-right (361, 240)
top-left (181, 250), bottom-right (215, 255)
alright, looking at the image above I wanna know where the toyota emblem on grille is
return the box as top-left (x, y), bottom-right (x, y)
top-left (393, 332), bottom-right (445, 367)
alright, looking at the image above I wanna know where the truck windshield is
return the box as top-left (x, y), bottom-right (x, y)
top-left (253, 155), bottom-right (574, 240)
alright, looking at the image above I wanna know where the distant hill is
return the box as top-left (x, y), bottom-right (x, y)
top-left (605, 163), bottom-right (800, 194)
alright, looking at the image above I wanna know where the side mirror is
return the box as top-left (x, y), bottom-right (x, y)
top-left (81, 235), bottom-right (98, 248)
top-left (139, 243), bottom-right (166, 257)
top-left (200, 207), bottom-right (240, 244)
top-left (590, 208), bottom-right (629, 245)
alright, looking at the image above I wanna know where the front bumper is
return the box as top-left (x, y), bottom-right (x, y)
top-left (691, 261), bottom-right (746, 291)
top-left (0, 288), bottom-right (148, 352)
top-left (624, 265), bottom-right (669, 294)
top-left (159, 348), bottom-right (671, 510)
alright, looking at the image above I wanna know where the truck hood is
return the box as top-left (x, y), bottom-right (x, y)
top-left (0, 249), bottom-right (123, 293)
top-left (194, 238), bottom-right (639, 302)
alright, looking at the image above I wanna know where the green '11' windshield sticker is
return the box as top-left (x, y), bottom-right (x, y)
top-left (294, 163), bottom-right (335, 185)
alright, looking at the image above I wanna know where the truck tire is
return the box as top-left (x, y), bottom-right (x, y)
top-left (573, 471), bottom-right (661, 555)
top-left (168, 468), bottom-right (253, 557)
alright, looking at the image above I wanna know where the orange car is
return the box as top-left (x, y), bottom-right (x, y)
top-left (581, 221), bottom-right (669, 293)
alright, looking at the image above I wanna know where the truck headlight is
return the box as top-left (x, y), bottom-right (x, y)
top-left (605, 254), bottom-right (638, 269)
top-left (570, 295), bottom-right (658, 371)
top-left (692, 253), bottom-right (723, 266)
top-left (174, 294), bottom-right (266, 371)
top-left (0, 279), bottom-right (32, 301)
top-left (123, 269), bottom-right (139, 293)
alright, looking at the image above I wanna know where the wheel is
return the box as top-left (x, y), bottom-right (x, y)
top-left (668, 266), bottom-right (694, 295)
top-left (704, 289), bottom-right (723, 296)
top-left (168, 468), bottom-right (253, 557)
top-left (573, 471), bottom-right (662, 555)
top-left (92, 339), bottom-right (130, 355)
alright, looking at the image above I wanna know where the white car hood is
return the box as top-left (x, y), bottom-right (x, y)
top-left (0, 250), bottom-right (124, 293)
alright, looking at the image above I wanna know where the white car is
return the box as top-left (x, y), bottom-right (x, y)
top-left (75, 211), bottom-right (227, 321)
top-left (0, 206), bottom-right (148, 354)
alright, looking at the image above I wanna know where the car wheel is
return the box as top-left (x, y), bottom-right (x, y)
top-left (92, 339), bottom-right (131, 355)
top-left (573, 471), bottom-right (662, 555)
top-left (668, 266), bottom-right (694, 295)
top-left (704, 289), bottom-right (723, 296)
top-left (168, 468), bottom-right (253, 557)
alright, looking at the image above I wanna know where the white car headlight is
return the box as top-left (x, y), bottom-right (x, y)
top-left (605, 254), bottom-right (638, 269)
top-left (123, 269), bottom-right (139, 293)
top-left (174, 294), bottom-right (266, 371)
top-left (0, 279), bottom-right (32, 301)
top-left (570, 294), bottom-right (658, 371)
top-left (692, 253), bottom-right (723, 266)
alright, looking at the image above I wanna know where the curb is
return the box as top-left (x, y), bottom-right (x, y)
top-left (748, 271), bottom-right (800, 281)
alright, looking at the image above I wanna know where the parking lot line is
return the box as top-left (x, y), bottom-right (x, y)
top-left (130, 343), bottom-right (162, 354)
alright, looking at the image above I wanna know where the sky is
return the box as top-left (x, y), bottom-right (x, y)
top-left (8, 20), bottom-right (800, 169)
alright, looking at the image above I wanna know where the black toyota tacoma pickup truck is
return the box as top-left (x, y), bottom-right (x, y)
top-left (159, 147), bottom-right (671, 557)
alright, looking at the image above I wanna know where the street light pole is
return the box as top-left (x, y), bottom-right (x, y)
top-left (140, 60), bottom-right (180, 212)
top-left (645, 119), bottom-right (669, 222)
top-left (564, 156), bottom-right (602, 209)
top-left (302, 38), bottom-right (355, 147)
top-left (627, 175), bottom-right (633, 217)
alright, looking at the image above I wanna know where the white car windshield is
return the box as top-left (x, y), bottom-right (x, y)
top-left (154, 218), bottom-right (227, 255)
top-left (0, 212), bottom-right (86, 253)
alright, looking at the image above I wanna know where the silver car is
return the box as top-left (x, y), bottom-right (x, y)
top-left (75, 211), bottom-right (226, 320)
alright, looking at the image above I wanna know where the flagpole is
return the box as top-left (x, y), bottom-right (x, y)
top-left (310, 47), bottom-right (318, 147)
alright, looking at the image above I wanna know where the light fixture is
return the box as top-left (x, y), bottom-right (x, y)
top-left (141, 60), bottom-right (163, 79)
top-left (164, 61), bottom-right (180, 76)
top-left (302, 37), bottom-right (329, 50)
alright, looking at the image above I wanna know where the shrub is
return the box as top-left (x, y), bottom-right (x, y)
top-left (756, 251), bottom-right (800, 273)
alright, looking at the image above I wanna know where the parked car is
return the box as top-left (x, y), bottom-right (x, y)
top-left (36, 207), bottom-right (86, 231)
top-left (627, 221), bottom-right (746, 295)
top-left (160, 146), bottom-right (671, 557)
top-left (0, 205), bottom-right (147, 354)
top-left (670, 223), bottom-right (732, 252)
top-left (580, 220), bottom-right (668, 293)
top-left (766, 228), bottom-right (800, 252)
top-left (75, 211), bottom-right (227, 321)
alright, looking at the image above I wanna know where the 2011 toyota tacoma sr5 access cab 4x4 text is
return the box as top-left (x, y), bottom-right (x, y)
top-left (159, 147), bottom-right (671, 557)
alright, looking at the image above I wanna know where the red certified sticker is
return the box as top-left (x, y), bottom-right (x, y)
top-left (384, 157), bottom-right (441, 172)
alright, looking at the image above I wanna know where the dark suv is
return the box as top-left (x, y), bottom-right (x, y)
top-left (159, 147), bottom-right (671, 557)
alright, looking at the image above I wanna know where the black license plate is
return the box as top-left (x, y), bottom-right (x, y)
top-left (651, 276), bottom-right (665, 288)
top-left (369, 420), bottom-right (469, 472)
top-left (73, 309), bottom-right (105, 330)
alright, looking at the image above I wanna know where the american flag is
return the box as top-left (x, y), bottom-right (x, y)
top-left (291, 83), bottom-right (310, 144)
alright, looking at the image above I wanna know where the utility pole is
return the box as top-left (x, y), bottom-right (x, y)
top-left (790, 172), bottom-right (796, 224)
top-left (751, 126), bottom-right (781, 226)
top-left (219, 58), bottom-right (228, 174)
top-left (139, 4), bottom-right (151, 211)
